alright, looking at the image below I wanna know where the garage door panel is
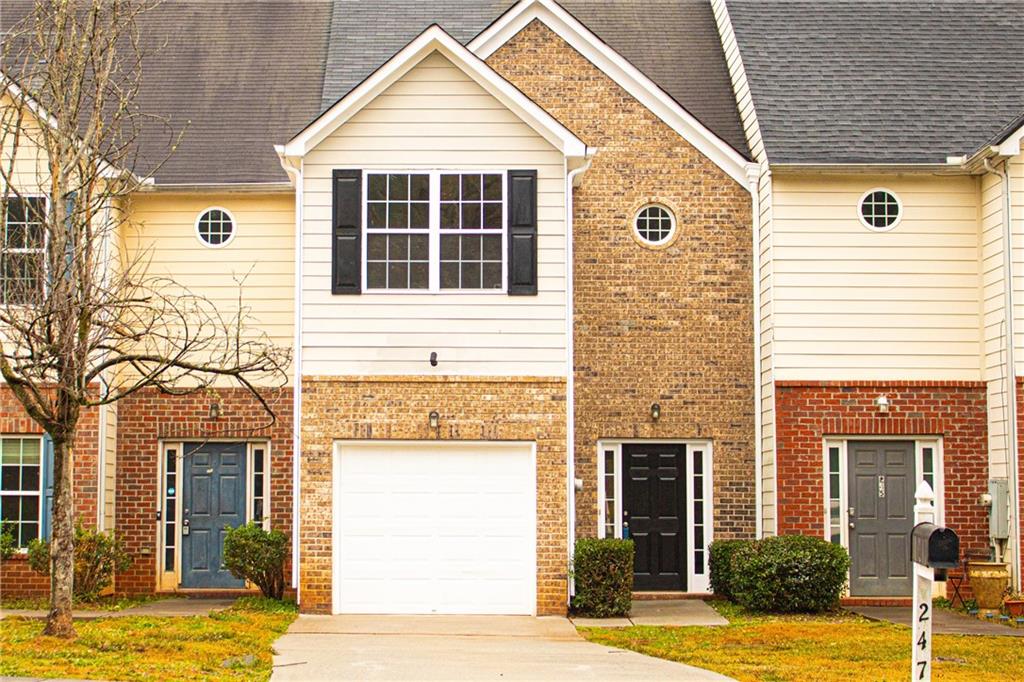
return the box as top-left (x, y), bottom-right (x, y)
top-left (335, 442), bottom-right (536, 615)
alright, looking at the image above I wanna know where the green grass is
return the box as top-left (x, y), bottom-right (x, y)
top-left (2, 594), bottom-right (165, 612)
top-left (579, 602), bottom-right (1024, 682)
top-left (0, 597), bottom-right (297, 681)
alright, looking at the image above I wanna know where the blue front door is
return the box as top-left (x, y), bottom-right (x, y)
top-left (181, 442), bottom-right (246, 588)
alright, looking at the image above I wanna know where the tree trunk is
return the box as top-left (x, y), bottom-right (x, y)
top-left (43, 435), bottom-right (76, 638)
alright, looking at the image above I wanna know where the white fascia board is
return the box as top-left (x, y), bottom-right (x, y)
top-left (468, 0), bottom-right (755, 190)
top-left (283, 25), bottom-right (587, 159)
top-left (998, 122), bottom-right (1024, 157)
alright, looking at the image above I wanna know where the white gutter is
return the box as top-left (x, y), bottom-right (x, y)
top-left (565, 153), bottom-right (593, 603)
top-left (747, 164), bottom-right (763, 539)
top-left (985, 157), bottom-right (1022, 591)
top-left (276, 147), bottom-right (304, 597)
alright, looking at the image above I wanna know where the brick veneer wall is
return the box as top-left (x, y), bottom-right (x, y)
top-left (115, 386), bottom-right (293, 594)
top-left (0, 386), bottom-right (100, 598)
top-left (775, 381), bottom-right (990, 568)
top-left (1016, 378), bottom-right (1024, 582)
top-left (487, 21), bottom-right (756, 541)
top-left (299, 376), bottom-right (567, 615)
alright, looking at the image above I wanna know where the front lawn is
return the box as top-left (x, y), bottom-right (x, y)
top-left (0, 597), bottom-right (296, 681)
top-left (579, 602), bottom-right (1023, 682)
top-left (1, 594), bottom-right (164, 612)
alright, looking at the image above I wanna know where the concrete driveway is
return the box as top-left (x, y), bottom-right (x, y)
top-left (271, 614), bottom-right (732, 681)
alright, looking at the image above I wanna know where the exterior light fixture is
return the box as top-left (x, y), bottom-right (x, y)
top-left (650, 402), bottom-right (661, 422)
top-left (875, 395), bottom-right (890, 414)
top-left (428, 410), bottom-right (440, 429)
top-left (209, 402), bottom-right (220, 420)
top-left (429, 351), bottom-right (438, 367)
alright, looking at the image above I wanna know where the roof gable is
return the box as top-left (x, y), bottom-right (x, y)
top-left (469, 0), bottom-right (755, 188)
top-left (282, 24), bottom-right (588, 159)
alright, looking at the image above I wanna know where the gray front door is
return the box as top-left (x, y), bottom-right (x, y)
top-left (848, 440), bottom-right (915, 596)
top-left (181, 442), bottom-right (246, 588)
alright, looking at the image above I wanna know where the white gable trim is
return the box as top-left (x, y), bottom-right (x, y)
top-left (998, 120), bottom-right (1024, 157)
top-left (283, 25), bottom-right (588, 159)
top-left (468, 0), bottom-right (756, 190)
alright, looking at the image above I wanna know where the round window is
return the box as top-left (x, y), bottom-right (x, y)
top-left (195, 207), bottom-right (236, 247)
top-left (633, 204), bottom-right (676, 246)
top-left (858, 189), bottom-right (902, 231)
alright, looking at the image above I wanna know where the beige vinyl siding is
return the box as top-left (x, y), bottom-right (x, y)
top-left (714, 0), bottom-right (776, 535)
top-left (1011, 152), bottom-right (1024, 376)
top-left (301, 52), bottom-right (567, 377)
top-left (771, 173), bottom-right (982, 381)
top-left (127, 192), bottom-right (295, 381)
top-left (101, 402), bottom-right (117, 531)
top-left (982, 166), bottom-right (1010, 480)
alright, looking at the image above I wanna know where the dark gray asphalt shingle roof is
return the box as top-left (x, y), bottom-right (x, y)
top-left (321, 0), bottom-right (750, 158)
top-left (727, 0), bottom-right (1024, 165)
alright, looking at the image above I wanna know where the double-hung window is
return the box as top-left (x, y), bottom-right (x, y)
top-left (0, 436), bottom-right (44, 547)
top-left (363, 171), bottom-right (506, 292)
top-left (1, 197), bottom-right (47, 305)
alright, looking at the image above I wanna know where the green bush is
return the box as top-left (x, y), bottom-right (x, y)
top-left (571, 538), bottom-right (634, 617)
top-left (223, 522), bottom-right (287, 599)
top-left (730, 535), bottom-right (850, 613)
top-left (708, 539), bottom-right (750, 600)
top-left (27, 523), bottom-right (132, 600)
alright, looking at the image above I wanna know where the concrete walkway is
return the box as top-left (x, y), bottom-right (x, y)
top-left (0, 598), bottom-right (235, 620)
top-left (271, 614), bottom-right (734, 681)
top-left (571, 599), bottom-right (729, 628)
top-left (848, 605), bottom-right (1024, 637)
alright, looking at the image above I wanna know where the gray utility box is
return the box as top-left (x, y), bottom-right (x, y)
top-left (989, 479), bottom-right (1009, 541)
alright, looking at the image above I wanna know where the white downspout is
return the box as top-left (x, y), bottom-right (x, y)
top-left (986, 157), bottom-right (1022, 591)
top-left (277, 149), bottom-right (303, 598)
top-left (747, 164), bottom-right (762, 539)
top-left (565, 153), bottom-right (593, 603)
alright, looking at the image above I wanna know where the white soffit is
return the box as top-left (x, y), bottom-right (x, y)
top-left (468, 0), bottom-right (756, 189)
top-left (283, 24), bottom-right (588, 159)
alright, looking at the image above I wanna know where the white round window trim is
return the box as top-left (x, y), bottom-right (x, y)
top-left (195, 207), bottom-right (236, 247)
top-left (633, 204), bottom-right (676, 246)
top-left (858, 188), bottom-right (902, 231)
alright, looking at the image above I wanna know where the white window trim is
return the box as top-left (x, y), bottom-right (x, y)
top-left (361, 169), bottom-right (509, 294)
top-left (157, 440), bottom-right (270, 590)
top-left (0, 434), bottom-right (45, 548)
top-left (857, 187), bottom-right (902, 232)
top-left (596, 439), bottom-right (714, 593)
top-left (1, 194), bottom-right (50, 305)
top-left (822, 436), bottom-right (944, 551)
top-left (194, 206), bottom-right (237, 248)
top-left (633, 203), bottom-right (677, 247)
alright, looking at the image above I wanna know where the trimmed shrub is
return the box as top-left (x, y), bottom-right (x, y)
top-left (708, 539), bottom-right (750, 600)
top-left (571, 537), bottom-right (634, 617)
top-left (730, 535), bottom-right (850, 613)
top-left (0, 523), bottom-right (17, 561)
top-left (223, 522), bottom-right (287, 599)
top-left (27, 523), bottom-right (132, 600)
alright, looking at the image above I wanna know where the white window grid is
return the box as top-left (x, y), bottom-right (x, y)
top-left (195, 207), bottom-right (236, 247)
top-left (1, 196), bottom-right (48, 305)
top-left (365, 173), bottom-right (430, 290)
top-left (361, 169), bottom-right (508, 294)
top-left (634, 204), bottom-right (675, 245)
top-left (858, 189), bottom-right (902, 231)
top-left (439, 172), bottom-right (504, 290)
top-left (0, 436), bottom-right (44, 547)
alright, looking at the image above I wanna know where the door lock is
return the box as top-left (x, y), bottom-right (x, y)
top-left (182, 519), bottom-right (190, 536)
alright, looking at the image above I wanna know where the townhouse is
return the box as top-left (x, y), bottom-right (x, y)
top-left (1, 0), bottom-right (1021, 613)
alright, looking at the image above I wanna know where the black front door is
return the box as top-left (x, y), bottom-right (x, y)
top-left (848, 440), bottom-right (915, 596)
top-left (181, 442), bottom-right (246, 589)
top-left (623, 443), bottom-right (687, 591)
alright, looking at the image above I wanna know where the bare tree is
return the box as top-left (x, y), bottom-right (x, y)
top-left (0, 1), bottom-right (290, 637)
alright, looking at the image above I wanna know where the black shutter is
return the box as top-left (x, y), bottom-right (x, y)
top-left (332, 169), bottom-right (362, 294)
top-left (507, 169), bottom-right (538, 295)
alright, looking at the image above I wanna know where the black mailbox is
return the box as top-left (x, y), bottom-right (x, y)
top-left (912, 523), bottom-right (959, 569)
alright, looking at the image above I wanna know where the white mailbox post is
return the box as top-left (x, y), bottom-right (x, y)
top-left (912, 481), bottom-right (936, 682)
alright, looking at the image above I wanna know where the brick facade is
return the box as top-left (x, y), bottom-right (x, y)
top-left (775, 380), bottom-right (990, 593)
top-left (0, 386), bottom-right (100, 598)
top-left (299, 376), bottom-right (567, 615)
top-left (487, 21), bottom-right (756, 541)
top-left (1016, 378), bottom-right (1024, 582)
top-left (115, 386), bottom-right (293, 594)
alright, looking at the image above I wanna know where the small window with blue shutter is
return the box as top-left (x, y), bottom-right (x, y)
top-left (0, 435), bottom-right (50, 546)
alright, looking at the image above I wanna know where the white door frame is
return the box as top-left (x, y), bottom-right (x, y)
top-left (156, 440), bottom-right (271, 590)
top-left (596, 439), bottom-right (714, 593)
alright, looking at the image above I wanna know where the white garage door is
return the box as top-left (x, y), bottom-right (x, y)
top-left (333, 441), bottom-right (536, 615)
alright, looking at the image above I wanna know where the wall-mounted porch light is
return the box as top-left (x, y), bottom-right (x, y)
top-left (428, 410), bottom-right (440, 429)
top-left (875, 394), bottom-right (890, 414)
top-left (209, 402), bottom-right (220, 420)
top-left (650, 402), bottom-right (661, 422)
